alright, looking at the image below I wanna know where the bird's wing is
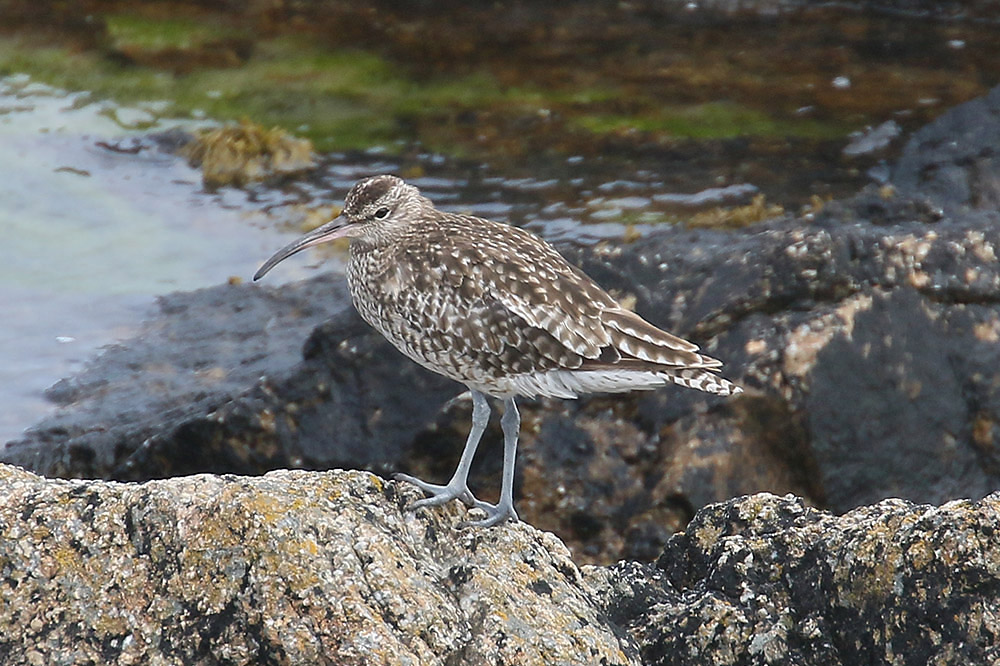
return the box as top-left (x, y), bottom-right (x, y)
top-left (436, 218), bottom-right (720, 371)
top-left (451, 220), bottom-right (615, 358)
top-left (598, 307), bottom-right (720, 368)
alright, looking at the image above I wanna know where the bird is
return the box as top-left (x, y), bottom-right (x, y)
top-left (253, 175), bottom-right (741, 528)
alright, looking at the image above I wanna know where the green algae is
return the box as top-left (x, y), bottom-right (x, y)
top-left (0, 20), bottom-right (848, 157)
top-left (0, 35), bottom-right (403, 150)
top-left (3, 4), bottom-right (995, 165)
top-left (572, 102), bottom-right (849, 140)
top-left (105, 14), bottom-right (247, 51)
top-left (0, 30), bottom-right (553, 153)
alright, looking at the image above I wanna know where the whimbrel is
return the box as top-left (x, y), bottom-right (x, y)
top-left (254, 175), bottom-right (741, 527)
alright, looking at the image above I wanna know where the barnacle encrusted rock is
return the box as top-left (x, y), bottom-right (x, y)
top-left (3, 464), bottom-right (997, 665)
top-left (586, 491), bottom-right (1000, 666)
top-left (0, 464), bottom-right (638, 666)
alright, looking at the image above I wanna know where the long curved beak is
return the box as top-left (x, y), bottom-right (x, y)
top-left (253, 215), bottom-right (355, 281)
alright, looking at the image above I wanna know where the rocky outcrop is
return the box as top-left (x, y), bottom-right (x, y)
top-left (2, 276), bottom-right (458, 483)
top-left (893, 84), bottom-right (1000, 216)
top-left (588, 491), bottom-right (1000, 666)
top-left (0, 463), bottom-right (638, 666)
top-left (549, 86), bottom-right (1000, 557)
top-left (2, 463), bottom-right (997, 665)
top-left (566, 187), bottom-right (1000, 515)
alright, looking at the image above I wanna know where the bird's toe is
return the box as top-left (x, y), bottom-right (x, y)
top-left (394, 473), bottom-right (478, 508)
top-left (459, 500), bottom-right (519, 529)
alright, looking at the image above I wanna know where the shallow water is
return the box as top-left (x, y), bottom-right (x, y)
top-left (0, 76), bottom-right (328, 444)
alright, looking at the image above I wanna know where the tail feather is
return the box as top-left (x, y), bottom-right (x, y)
top-left (502, 366), bottom-right (742, 399)
top-left (494, 305), bottom-right (743, 399)
top-left (601, 308), bottom-right (709, 367)
top-left (660, 367), bottom-right (742, 396)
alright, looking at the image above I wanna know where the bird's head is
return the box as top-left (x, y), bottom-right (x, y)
top-left (253, 174), bottom-right (426, 281)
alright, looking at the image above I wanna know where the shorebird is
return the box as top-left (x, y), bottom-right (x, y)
top-left (254, 175), bottom-right (741, 527)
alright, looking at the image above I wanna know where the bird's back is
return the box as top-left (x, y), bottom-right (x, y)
top-left (346, 209), bottom-right (739, 399)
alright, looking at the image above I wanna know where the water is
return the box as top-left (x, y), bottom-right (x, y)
top-left (0, 76), bottom-right (326, 444)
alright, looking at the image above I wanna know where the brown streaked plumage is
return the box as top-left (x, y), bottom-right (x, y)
top-left (254, 175), bottom-right (741, 527)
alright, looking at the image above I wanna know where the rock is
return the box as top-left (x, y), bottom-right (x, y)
top-left (893, 85), bottom-right (1000, 216)
top-left (586, 491), bottom-right (1000, 666)
top-left (1, 276), bottom-right (346, 476)
top-left (564, 189), bottom-right (1000, 519)
top-left (3, 462), bottom-right (996, 665)
top-left (0, 463), bottom-right (639, 666)
top-left (0, 276), bottom-right (460, 482)
top-left (842, 119), bottom-right (901, 157)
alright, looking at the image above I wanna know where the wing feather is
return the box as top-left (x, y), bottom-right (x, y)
top-left (400, 214), bottom-right (731, 385)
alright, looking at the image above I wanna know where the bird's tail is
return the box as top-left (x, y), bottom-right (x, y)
top-left (659, 367), bottom-right (742, 396)
top-left (510, 366), bottom-right (742, 399)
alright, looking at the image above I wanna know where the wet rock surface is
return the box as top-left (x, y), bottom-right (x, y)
top-left (4, 86), bottom-right (1000, 565)
top-left (564, 192), bottom-right (1000, 516)
top-left (893, 85), bottom-right (1000, 217)
top-left (547, 84), bottom-right (1000, 556)
top-left (1, 275), bottom-right (458, 482)
top-left (587, 491), bottom-right (1000, 666)
top-left (2, 464), bottom-right (995, 665)
top-left (0, 464), bottom-right (639, 666)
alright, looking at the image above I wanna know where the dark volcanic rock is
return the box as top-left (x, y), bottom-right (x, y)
top-left (893, 85), bottom-right (1000, 216)
top-left (586, 492), bottom-right (1000, 666)
top-left (563, 194), bottom-right (1000, 518)
top-left (1, 275), bottom-right (460, 481)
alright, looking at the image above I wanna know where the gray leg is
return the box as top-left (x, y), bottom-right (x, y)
top-left (394, 389), bottom-right (490, 510)
top-left (461, 396), bottom-right (520, 528)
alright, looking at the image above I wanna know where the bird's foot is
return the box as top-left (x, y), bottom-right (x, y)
top-left (459, 498), bottom-right (519, 529)
top-left (393, 473), bottom-right (478, 509)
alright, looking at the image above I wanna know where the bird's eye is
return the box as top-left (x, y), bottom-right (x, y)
top-left (373, 207), bottom-right (390, 219)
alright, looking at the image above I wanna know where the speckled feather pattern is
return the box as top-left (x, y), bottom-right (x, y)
top-left (344, 176), bottom-right (740, 399)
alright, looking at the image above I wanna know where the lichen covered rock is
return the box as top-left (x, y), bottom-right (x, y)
top-left (587, 492), bottom-right (1000, 666)
top-left (0, 464), bottom-right (637, 666)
